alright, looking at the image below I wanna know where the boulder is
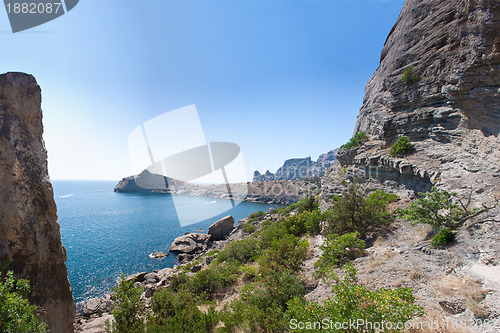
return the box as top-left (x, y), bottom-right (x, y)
top-left (124, 272), bottom-right (147, 283)
top-left (208, 216), bottom-right (235, 241)
top-left (150, 251), bottom-right (169, 259)
top-left (169, 233), bottom-right (210, 253)
top-left (83, 298), bottom-right (102, 317)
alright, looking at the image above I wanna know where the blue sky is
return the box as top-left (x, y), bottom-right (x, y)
top-left (0, 0), bottom-right (405, 180)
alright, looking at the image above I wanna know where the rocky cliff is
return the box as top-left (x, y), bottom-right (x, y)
top-left (253, 149), bottom-right (338, 182)
top-left (0, 72), bottom-right (75, 332)
top-left (321, 0), bottom-right (500, 208)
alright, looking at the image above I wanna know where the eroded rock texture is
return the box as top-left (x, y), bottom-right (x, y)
top-left (322, 0), bottom-right (500, 207)
top-left (0, 72), bottom-right (75, 332)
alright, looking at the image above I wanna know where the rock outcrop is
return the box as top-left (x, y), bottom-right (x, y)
top-left (208, 215), bottom-right (234, 241)
top-left (0, 72), bottom-right (75, 332)
top-left (322, 0), bottom-right (500, 208)
top-left (253, 149), bottom-right (338, 182)
top-left (169, 233), bottom-right (210, 254)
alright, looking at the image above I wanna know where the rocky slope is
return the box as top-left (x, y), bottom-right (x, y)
top-left (115, 169), bottom-right (320, 205)
top-left (0, 72), bottom-right (75, 332)
top-left (321, 0), bottom-right (500, 208)
top-left (253, 149), bottom-right (338, 182)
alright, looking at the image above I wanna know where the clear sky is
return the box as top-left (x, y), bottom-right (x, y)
top-left (0, 0), bottom-right (405, 181)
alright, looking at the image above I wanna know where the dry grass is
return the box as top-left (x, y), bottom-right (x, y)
top-left (432, 275), bottom-right (486, 301)
top-left (465, 296), bottom-right (490, 319)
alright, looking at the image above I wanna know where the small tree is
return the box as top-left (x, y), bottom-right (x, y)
top-left (341, 132), bottom-right (368, 150)
top-left (0, 270), bottom-right (47, 333)
top-left (397, 188), bottom-right (466, 229)
top-left (106, 276), bottom-right (144, 333)
top-left (323, 185), bottom-right (398, 238)
top-left (315, 232), bottom-right (365, 277)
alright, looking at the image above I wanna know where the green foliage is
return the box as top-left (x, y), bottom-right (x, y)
top-left (248, 210), bottom-right (266, 222)
top-left (242, 223), bottom-right (256, 234)
top-left (397, 187), bottom-right (466, 229)
top-left (400, 65), bottom-right (419, 85)
top-left (283, 210), bottom-right (323, 236)
top-left (215, 238), bottom-right (260, 266)
top-left (315, 232), bottom-right (365, 276)
top-left (107, 276), bottom-right (144, 333)
top-left (238, 264), bottom-right (258, 282)
top-left (0, 270), bottom-right (47, 333)
top-left (323, 185), bottom-right (397, 238)
top-left (186, 264), bottom-right (238, 298)
top-left (432, 228), bottom-right (456, 247)
top-left (341, 132), bottom-right (368, 150)
top-left (278, 196), bottom-right (318, 216)
top-left (259, 234), bottom-right (308, 272)
top-left (169, 272), bottom-right (188, 292)
top-left (148, 288), bottom-right (219, 333)
top-left (221, 268), bottom-right (305, 333)
top-left (286, 265), bottom-right (425, 333)
top-left (390, 136), bottom-right (414, 156)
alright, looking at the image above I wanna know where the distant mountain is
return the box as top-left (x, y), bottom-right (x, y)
top-left (253, 149), bottom-right (338, 182)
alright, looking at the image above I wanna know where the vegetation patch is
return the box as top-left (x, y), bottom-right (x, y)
top-left (0, 269), bottom-right (47, 333)
top-left (341, 131), bottom-right (368, 150)
top-left (431, 227), bottom-right (455, 247)
top-left (389, 136), bottom-right (414, 156)
top-left (400, 65), bottom-right (419, 85)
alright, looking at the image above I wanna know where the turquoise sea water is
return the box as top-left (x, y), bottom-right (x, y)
top-left (52, 180), bottom-right (280, 303)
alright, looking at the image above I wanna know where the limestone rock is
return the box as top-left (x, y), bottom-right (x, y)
top-left (124, 271), bottom-right (147, 283)
top-left (169, 233), bottom-right (210, 253)
top-left (321, 0), bottom-right (500, 208)
top-left (208, 216), bottom-right (235, 241)
top-left (253, 149), bottom-right (338, 182)
top-left (0, 72), bottom-right (75, 332)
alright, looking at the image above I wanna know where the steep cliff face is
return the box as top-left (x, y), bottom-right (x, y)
top-left (322, 0), bottom-right (500, 207)
top-left (0, 72), bottom-right (75, 332)
top-left (253, 149), bottom-right (338, 182)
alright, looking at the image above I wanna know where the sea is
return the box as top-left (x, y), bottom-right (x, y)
top-left (52, 180), bottom-right (281, 303)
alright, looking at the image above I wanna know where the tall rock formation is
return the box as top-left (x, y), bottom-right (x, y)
top-left (0, 72), bottom-right (75, 332)
top-left (253, 149), bottom-right (338, 182)
top-left (322, 0), bottom-right (500, 207)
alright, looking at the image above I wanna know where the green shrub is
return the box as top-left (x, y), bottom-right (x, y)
top-left (186, 264), bottom-right (238, 298)
top-left (221, 268), bottom-right (305, 333)
top-left (0, 270), bottom-right (47, 333)
top-left (400, 65), bottom-right (419, 85)
top-left (148, 288), bottom-right (219, 333)
top-left (390, 136), bottom-right (414, 156)
top-left (242, 223), bottom-right (256, 234)
top-left (286, 265), bottom-right (425, 333)
top-left (432, 228), bottom-right (455, 247)
top-left (397, 188), bottom-right (466, 229)
top-left (283, 210), bottom-right (323, 236)
top-left (106, 277), bottom-right (144, 333)
top-left (259, 234), bottom-right (308, 272)
top-left (215, 238), bottom-right (260, 266)
top-left (169, 272), bottom-right (189, 292)
top-left (238, 264), bottom-right (258, 282)
top-left (341, 132), bottom-right (368, 150)
top-left (248, 210), bottom-right (266, 222)
top-left (279, 196), bottom-right (318, 216)
top-left (315, 232), bottom-right (365, 276)
top-left (323, 185), bottom-right (397, 238)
